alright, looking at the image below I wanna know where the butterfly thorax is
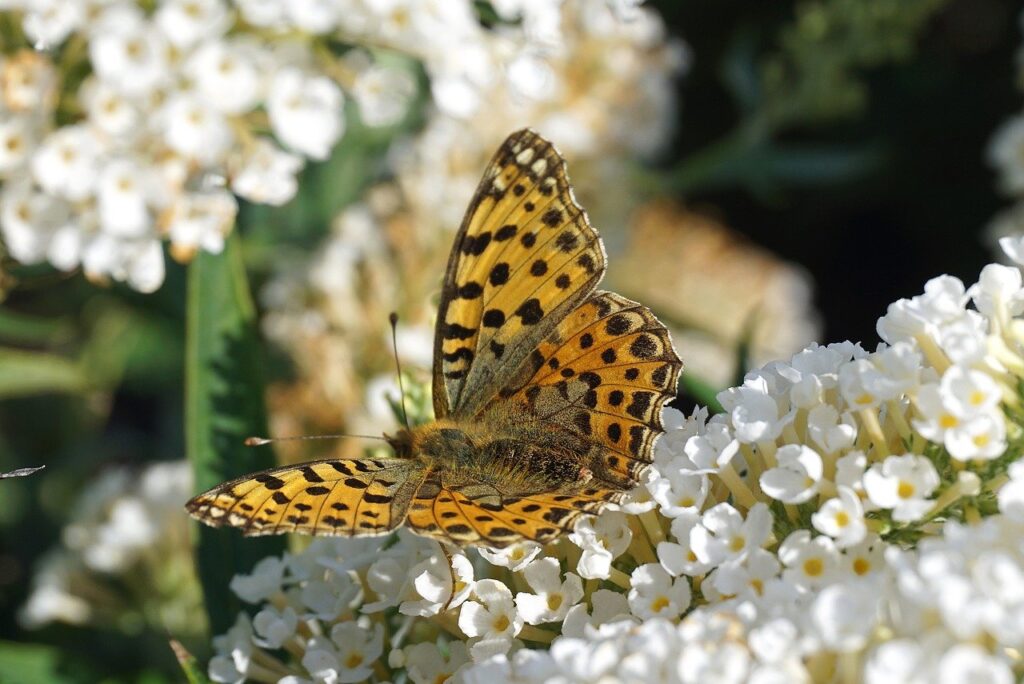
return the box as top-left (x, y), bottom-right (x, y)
top-left (388, 419), bottom-right (598, 494)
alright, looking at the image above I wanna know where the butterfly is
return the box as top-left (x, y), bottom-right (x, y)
top-left (186, 129), bottom-right (682, 548)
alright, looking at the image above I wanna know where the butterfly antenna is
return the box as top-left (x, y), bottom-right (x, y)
top-left (389, 312), bottom-right (412, 430)
top-left (244, 434), bottom-right (386, 446)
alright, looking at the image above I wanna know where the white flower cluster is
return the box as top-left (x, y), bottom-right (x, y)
top-left (213, 242), bottom-right (1024, 683)
top-left (1, 0), bottom-right (353, 290)
top-left (20, 460), bottom-right (202, 635)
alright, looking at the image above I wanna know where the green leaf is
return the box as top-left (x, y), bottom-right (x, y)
top-left (0, 348), bottom-right (88, 397)
top-left (170, 640), bottom-right (211, 684)
top-left (0, 640), bottom-right (74, 684)
top-left (0, 308), bottom-right (71, 345)
top-left (186, 232), bottom-right (285, 636)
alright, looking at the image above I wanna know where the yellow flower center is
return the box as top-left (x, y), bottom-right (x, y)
top-left (493, 615), bottom-right (510, 632)
top-left (939, 414), bottom-right (958, 429)
top-left (969, 390), bottom-right (986, 406)
top-left (803, 558), bottom-right (824, 577)
top-left (547, 594), bottom-right (563, 611)
top-left (729, 536), bottom-right (746, 553)
top-left (678, 496), bottom-right (694, 507)
top-left (650, 596), bottom-right (670, 613)
top-left (897, 481), bottom-right (916, 499)
top-left (834, 511), bottom-right (850, 528)
top-left (974, 434), bottom-right (990, 447)
top-left (852, 558), bottom-right (871, 576)
top-left (855, 392), bottom-right (875, 406)
top-left (750, 579), bottom-right (764, 596)
top-left (344, 652), bottom-right (364, 669)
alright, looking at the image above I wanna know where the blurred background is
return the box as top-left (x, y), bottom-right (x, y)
top-left (0, 0), bottom-right (1020, 680)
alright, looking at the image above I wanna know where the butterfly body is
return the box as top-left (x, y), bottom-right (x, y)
top-left (187, 129), bottom-right (682, 548)
top-left (390, 417), bottom-right (600, 496)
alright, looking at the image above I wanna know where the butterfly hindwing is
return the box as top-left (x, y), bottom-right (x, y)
top-left (492, 291), bottom-right (682, 484)
top-left (433, 129), bottom-right (606, 419)
top-left (186, 458), bottom-right (424, 537)
top-left (406, 470), bottom-right (621, 547)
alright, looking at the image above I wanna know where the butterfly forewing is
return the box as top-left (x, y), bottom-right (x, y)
top-left (186, 458), bottom-right (424, 536)
top-left (433, 129), bottom-right (606, 419)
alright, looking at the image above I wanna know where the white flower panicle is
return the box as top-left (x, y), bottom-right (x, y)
top-left (208, 244), bottom-right (1024, 683)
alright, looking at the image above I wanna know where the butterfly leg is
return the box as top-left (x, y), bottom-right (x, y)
top-left (438, 541), bottom-right (459, 612)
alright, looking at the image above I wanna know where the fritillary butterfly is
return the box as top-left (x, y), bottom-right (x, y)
top-left (186, 129), bottom-right (683, 548)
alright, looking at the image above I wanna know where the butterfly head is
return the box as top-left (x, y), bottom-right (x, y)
top-left (384, 428), bottom-right (415, 459)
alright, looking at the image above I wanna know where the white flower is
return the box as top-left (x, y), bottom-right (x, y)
top-left (155, 0), bottom-right (230, 47)
top-left (0, 180), bottom-right (68, 263)
top-left (561, 589), bottom-right (632, 637)
top-left (654, 406), bottom-right (710, 466)
top-left (997, 461), bottom-right (1024, 520)
top-left (658, 512), bottom-right (713, 577)
top-left (690, 502), bottom-right (772, 567)
top-left (189, 40), bottom-right (264, 115)
top-left (514, 557), bottom-right (584, 624)
top-left (404, 641), bottom-right (471, 684)
top-left (97, 158), bottom-right (152, 238)
top-left (287, 0), bottom-right (339, 33)
top-left (88, 8), bottom-right (169, 97)
top-left (839, 343), bottom-right (921, 409)
top-left (229, 556), bottom-right (285, 604)
top-left (300, 573), bottom-right (358, 621)
top-left (568, 510), bottom-right (632, 579)
top-left (268, 68), bottom-right (345, 160)
top-left (944, 412), bottom-right (1007, 461)
top-left (778, 530), bottom-right (841, 589)
top-left (812, 486), bottom-right (867, 548)
top-left (648, 467), bottom-right (709, 517)
top-left (810, 582), bottom-right (879, 651)
top-left (401, 552), bottom-right (474, 617)
top-left (252, 605), bottom-right (297, 649)
top-left (32, 124), bottom-right (102, 201)
top-left (164, 190), bottom-right (238, 258)
top-left (477, 541), bottom-right (542, 572)
top-left (161, 94), bottom-right (234, 164)
top-left (627, 563), bottom-right (692, 620)
top-left (937, 644), bottom-right (1013, 684)
top-left (877, 275), bottom-right (968, 344)
top-left (82, 80), bottom-right (138, 136)
top-left (864, 639), bottom-right (931, 684)
top-left (863, 454), bottom-right (940, 523)
top-left (759, 444), bottom-right (823, 504)
top-left (0, 116), bottom-right (35, 174)
top-left (998, 233), bottom-right (1024, 265)
top-left (717, 374), bottom-right (795, 443)
top-left (458, 579), bottom-right (523, 660)
top-left (330, 621), bottom-right (384, 683)
top-left (209, 614), bottom-right (254, 683)
top-left (969, 263), bottom-right (1024, 319)
top-left (806, 405), bottom-right (857, 453)
top-left (230, 139), bottom-right (303, 206)
top-left (707, 548), bottom-right (780, 601)
top-left (681, 419), bottom-right (739, 471)
top-left (939, 365), bottom-right (1002, 419)
top-left (22, 0), bottom-right (84, 49)
top-left (352, 62), bottom-right (417, 127)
